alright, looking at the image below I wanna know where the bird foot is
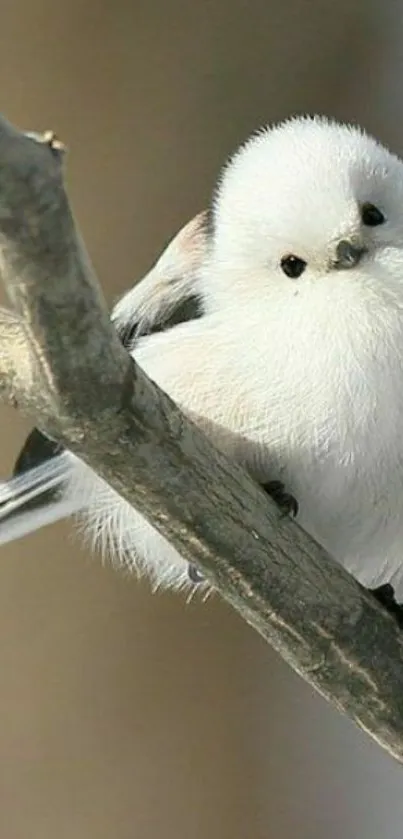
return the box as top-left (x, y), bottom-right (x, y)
top-left (188, 563), bottom-right (205, 584)
top-left (262, 480), bottom-right (299, 518)
top-left (370, 583), bottom-right (403, 628)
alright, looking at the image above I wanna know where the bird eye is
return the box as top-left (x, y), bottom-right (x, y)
top-left (361, 202), bottom-right (385, 227)
top-left (280, 254), bottom-right (307, 279)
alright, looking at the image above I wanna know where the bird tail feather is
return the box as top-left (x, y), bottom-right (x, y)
top-left (0, 453), bottom-right (76, 546)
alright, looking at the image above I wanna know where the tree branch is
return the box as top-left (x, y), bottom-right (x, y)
top-left (0, 114), bottom-right (403, 763)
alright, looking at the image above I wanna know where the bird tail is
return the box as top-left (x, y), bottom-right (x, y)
top-left (0, 452), bottom-right (76, 547)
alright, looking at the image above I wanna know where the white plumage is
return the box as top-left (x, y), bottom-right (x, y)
top-left (3, 115), bottom-right (403, 598)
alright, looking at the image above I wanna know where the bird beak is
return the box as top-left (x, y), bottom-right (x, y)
top-left (334, 239), bottom-right (366, 270)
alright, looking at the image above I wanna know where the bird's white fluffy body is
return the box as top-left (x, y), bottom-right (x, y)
top-left (4, 115), bottom-right (403, 596)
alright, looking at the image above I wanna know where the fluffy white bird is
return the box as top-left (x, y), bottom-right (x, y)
top-left (2, 115), bottom-right (403, 616)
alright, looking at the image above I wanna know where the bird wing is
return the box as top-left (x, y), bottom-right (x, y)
top-left (112, 210), bottom-right (208, 344)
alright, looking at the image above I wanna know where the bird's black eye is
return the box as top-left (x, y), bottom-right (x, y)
top-left (280, 254), bottom-right (307, 279)
top-left (361, 202), bottom-right (385, 227)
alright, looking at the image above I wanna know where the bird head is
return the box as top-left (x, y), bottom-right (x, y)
top-left (204, 116), bottom-right (403, 312)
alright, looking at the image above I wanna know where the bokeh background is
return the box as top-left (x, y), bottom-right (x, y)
top-left (0, 1), bottom-right (403, 837)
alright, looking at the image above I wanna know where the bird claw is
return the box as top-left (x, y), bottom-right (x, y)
top-left (188, 563), bottom-right (205, 584)
top-left (370, 583), bottom-right (403, 628)
top-left (262, 480), bottom-right (299, 518)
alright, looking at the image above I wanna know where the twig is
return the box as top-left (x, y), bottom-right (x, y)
top-left (0, 114), bottom-right (402, 763)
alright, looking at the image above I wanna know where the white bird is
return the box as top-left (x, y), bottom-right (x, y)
top-left (2, 115), bottom-right (403, 618)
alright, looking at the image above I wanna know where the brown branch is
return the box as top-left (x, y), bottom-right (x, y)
top-left (0, 114), bottom-right (403, 763)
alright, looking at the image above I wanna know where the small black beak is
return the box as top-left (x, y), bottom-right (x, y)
top-left (334, 240), bottom-right (366, 270)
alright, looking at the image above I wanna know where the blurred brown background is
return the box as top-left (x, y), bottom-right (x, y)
top-left (0, 1), bottom-right (403, 837)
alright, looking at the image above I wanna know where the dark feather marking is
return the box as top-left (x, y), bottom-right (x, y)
top-left (13, 427), bottom-right (62, 477)
top-left (115, 292), bottom-right (204, 350)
